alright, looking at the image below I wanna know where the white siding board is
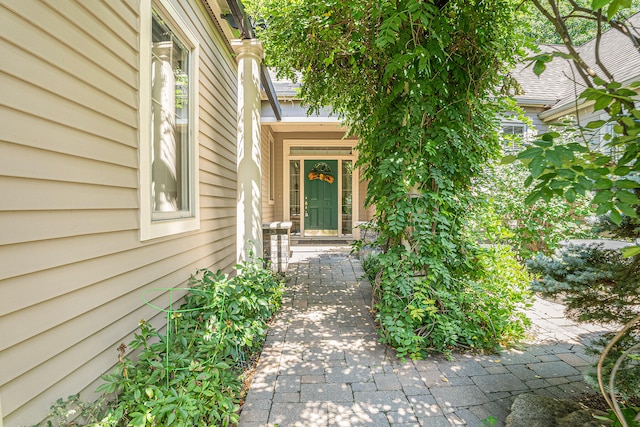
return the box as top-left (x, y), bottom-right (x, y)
top-left (0, 142), bottom-right (137, 188)
top-left (0, 107), bottom-right (138, 165)
top-left (0, 177), bottom-right (138, 212)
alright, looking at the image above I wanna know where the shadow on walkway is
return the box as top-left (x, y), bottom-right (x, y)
top-left (239, 245), bottom-right (611, 427)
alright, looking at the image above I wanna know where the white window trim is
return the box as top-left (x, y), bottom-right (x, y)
top-left (139, 0), bottom-right (200, 241)
top-left (269, 135), bottom-right (275, 204)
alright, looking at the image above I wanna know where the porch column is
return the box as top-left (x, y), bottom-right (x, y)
top-left (232, 39), bottom-right (264, 263)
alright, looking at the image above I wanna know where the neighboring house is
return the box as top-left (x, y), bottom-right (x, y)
top-left (507, 11), bottom-right (640, 148)
top-left (0, 0), bottom-right (274, 425)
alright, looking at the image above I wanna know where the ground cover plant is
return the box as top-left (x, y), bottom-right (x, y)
top-left (34, 259), bottom-right (283, 427)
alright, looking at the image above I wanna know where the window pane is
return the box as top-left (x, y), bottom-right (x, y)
top-left (151, 12), bottom-right (190, 214)
top-left (342, 160), bottom-right (353, 235)
top-left (290, 160), bottom-right (300, 235)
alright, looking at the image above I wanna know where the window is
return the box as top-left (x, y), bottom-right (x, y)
top-left (501, 122), bottom-right (528, 152)
top-left (140, 0), bottom-right (200, 240)
top-left (289, 160), bottom-right (300, 235)
top-left (341, 160), bottom-right (353, 235)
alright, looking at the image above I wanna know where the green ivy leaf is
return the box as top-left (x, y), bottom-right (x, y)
top-left (529, 156), bottom-right (546, 178)
top-left (616, 179), bottom-right (640, 188)
top-left (613, 166), bottom-right (631, 176)
top-left (518, 147), bottom-right (543, 159)
top-left (591, 0), bottom-right (612, 9)
top-left (616, 190), bottom-right (640, 204)
top-left (565, 187), bottom-right (577, 203)
top-left (533, 60), bottom-right (546, 76)
top-left (593, 94), bottom-right (613, 110)
top-left (593, 76), bottom-right (607, 86)
top-left (596, 201), bottom-right (614, 215)
top-left (524, 189), bottom-right (542, 205)
top-left (593, 190), bottom-right (614, 204)
top-left (609, 208), bottom-right (622, 224)
top-left (586, 119), bottom-right (607, 129)
top-left (501, 154), bottom-right (517, 164)
top-left (615, 202), bottom-right (637, 217)
top-left (621, 245), bottom-right (640, 258)
top-left (545, 150), bottom-right (564, 167)
top-left (594, 178), bottom-right (613, 189)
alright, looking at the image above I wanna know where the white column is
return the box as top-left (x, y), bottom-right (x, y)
top-left (233, 39), bottom-right (264, 263)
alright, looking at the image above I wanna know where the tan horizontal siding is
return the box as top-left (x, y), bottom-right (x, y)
top-left (0, 210), bottom-right (138, 246)
top-left (0, 4), bottom-right (138, 109)
top-left (0, 142), bottom-right (137, 188)
top-left (0, 0), bottom-right (240, 424)
top-left (0, 107), bottom-right (138, 167)
top-left (2, 0), bottom-right (138, 87)
top-left (1, 73), bottom-right (138, 146)
top-left (0, 177), bottom-right (139, 212)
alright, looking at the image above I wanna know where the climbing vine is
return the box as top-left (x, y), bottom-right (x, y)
top-left (248, 0), bottom-right (531, 356)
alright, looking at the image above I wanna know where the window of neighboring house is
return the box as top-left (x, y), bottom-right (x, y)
top-left (140, 0), bottom-right (200, 240)
top-left (501, 122), bottom-right (528, 152)
top-left (601, 121), bottom-right (624, 161)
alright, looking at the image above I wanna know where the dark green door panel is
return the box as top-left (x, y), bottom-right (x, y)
top-left (304, 160), bottom-right (338, 235)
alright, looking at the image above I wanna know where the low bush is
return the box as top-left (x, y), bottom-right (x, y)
top-left (35, 259), bottom-right (283, 427)
top-left (470, 160), bottom-right (595, 260)
top-left (365, 245), bottom-right (532, 358)
top-left (527, 245), bottom-right (640, 399)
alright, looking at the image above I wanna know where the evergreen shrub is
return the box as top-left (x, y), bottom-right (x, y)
top-left (528, 245), bottom-right (640, 399)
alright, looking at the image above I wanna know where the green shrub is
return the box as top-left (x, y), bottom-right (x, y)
top-left (91, 259), bottom-right (283, 427)
top-left (470, 160), bottom-right (595, 260)
top-left (527, 245), bottom-right (640, 399)
top-left (366, 245), bottom-right (532, 358)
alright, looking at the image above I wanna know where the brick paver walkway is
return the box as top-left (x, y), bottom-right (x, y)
top-left (238, 245), bottom-right (611, 427)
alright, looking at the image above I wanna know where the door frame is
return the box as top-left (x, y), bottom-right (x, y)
top-left (282, 139), bottom-right (359, 237)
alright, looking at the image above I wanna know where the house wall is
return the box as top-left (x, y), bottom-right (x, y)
top-left (0, 1), bottom-right (238, 425)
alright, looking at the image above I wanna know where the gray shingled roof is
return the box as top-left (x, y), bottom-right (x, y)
top-left (514, 11), bottom-right (640, 111)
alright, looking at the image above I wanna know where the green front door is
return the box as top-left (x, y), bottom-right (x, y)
top-left (304, 160), bottom-right (338, 236)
